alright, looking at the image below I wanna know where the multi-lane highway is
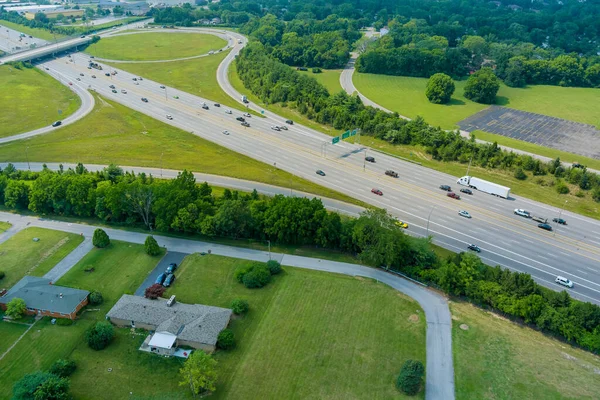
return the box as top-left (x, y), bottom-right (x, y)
top-left (33, 44), bottom-right (600, 305)
top-left (0, 23), bottom-right (48, 54)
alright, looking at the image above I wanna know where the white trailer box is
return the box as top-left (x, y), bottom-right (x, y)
top-left (457, 176), bottom-right (510, 199)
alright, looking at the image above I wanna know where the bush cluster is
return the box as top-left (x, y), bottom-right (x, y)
top-left (217, 329), bottom-right (235, 350)
top-left (85, 321), bottom-right (115, 351)
top-left (396, 360), bottom-right (424, 395)
top-left (92, 228), bottom-right (110, 248)
top-left (230, 299), bottom-right (249, 315)
top-left (88, 291), bottom-right (103, 306)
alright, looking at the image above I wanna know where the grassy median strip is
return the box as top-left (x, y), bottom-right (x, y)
top-left (0, 20), bottom-right (64, 41)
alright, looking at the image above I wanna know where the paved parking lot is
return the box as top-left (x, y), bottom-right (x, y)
top-left (134, 251), bottom-right (188, 296)
top-left (459, 106), bottom-right (600, 159)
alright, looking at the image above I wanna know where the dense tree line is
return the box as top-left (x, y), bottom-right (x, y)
top-left (0, 163), bottom-right (598, 353)
top-left (236, 43), bottom-right (600, 201)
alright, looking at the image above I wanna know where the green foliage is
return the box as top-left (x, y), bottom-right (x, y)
top-left (425, 73), bottom-right (455, 104)
top-left (217, 328), bottom-right (235, 350)
top-left (312, 67), bottom-right (322, 73)
top-left (92, 228), bottom-right (110, 248)
top-left (49, 359), bottom-right (76, 378)
top-left (88, 291), bottom-right (103, 306)
top-left (556, 181), bottom-right (570, 194)
top-left (464, 67), bottom-right (500, 104)
top-left (266, 260), bottom-right (282, 275)
top-left (4, 180), bottom-right (30, 209)
top-left (55, 318), bottom-right (73, 326)
top-left (396, 360), bottom-right (424, 395)
top-left (12, 371), bottom-right (70, 400)
top-left (230, 299), bottom-right (249, 315)
top-left (0, 270), bottom-right (5, 280)
top-left (85, 321), bottom-right (114, 351)
top-left (514, 167), bottom-right (527, 180)
top-left (242, 264), bottom-right (272, 289)
top-left (6, 298), bottom-right (27, 319)
top-left (179, 350), bottom-right (218, 395)
top-left (144, 236), bottom-right (161, 256)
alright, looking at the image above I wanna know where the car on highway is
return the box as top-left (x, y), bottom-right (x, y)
top-left (243, 113), bottom-right (251, 118)
top-left (395, 220), bottom-right (408, 229)
top-left (460, 188), bottom-right (473, 195)
top-left (173, 96), bottom-right (179, 99)
top-left (371, 188), bottom-right (383, 196)
top-left (45, 67), bottom-right (49, 70)
top-left (121, 89), bottom-right (127, 94)
top-left (538, 223), bottom-right (553, 231)
top-left (316, 170), bottom-right (326, 176)
top-left (165, 263), bottom-right (178, 274)
top-left (132, 77), bottom-right (137, 81)
top-left (80, 35), bottom-right (85, 38)
top-left (241, 121), bottom-right (250, 127)
top-left (365, 156), bottom-right (375, 163)
top-left (285, 119), bottom-right (294, 125)
top-left (79, 73), bottom-right (84, 77)
top-left (467, 244), bottom-right (481, 252)
top-left (51, 121), bottom-right (62, 127)
top-left (76, 78), bottom-right (81, 81)
top-left (109, 85), bottom-right (115, 89)
top-left (458, 210), bottom-right (471, 218)
top-left (236, 117), bottom-right (245, 122)
top-left (514, 209), bottom-right (531, 218)
top-left (385, 170), bottom-right (398, 178)
top-left (202, 104), bottom-right (209, 110)
top-left (553, 218), bottom-right (567, 225)
top-left (90, 56), bottom-right (94, 59)
top-left (222, 130), bottom-right (230, 135)
top-left (160, 85), bottom-right (166, 89)
top-left (271, 126), bottom-right (280, 131)
top-left (279, 125), bottom-right (288, 130)
top-left (447, 192), bottom-right (460, 200)
top-left (68, 82), bottom-right (72, 86)
top-left (166, 114), bottom-right (173, 120)
top-left (555, 276), bottom-right (574, 288)
top-left (134, 82), bottom-right (139, 85)
top-left (141, 98), bottom-right (148, 102)
top-left (225, 109), bottom-right (232, 114)
top-left (105, 72), bottom-right (110, 76)
top-left (439, 185), bottom-right (451, 191)
top-left (91, 75), bottom-right (96, 78)
top-left (111, 89), bottom-right (117, 93)
top-left (163, 273), bottom-right (176, 287)
top-left (214, 103), bottom-right (220, 107)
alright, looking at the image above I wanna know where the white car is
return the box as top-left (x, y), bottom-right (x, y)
top-left (121, 89), bottom-right (127, 94)
top-left (222, 130), bottom-right (230, 135)
top-left (279, 125), bottom-right (288, 130)
top-left (271, 126), bottom-right (280, 131)
top-left (555, 276), bottom-right (574, 288)
top-left (134, 82), bottom-right (139, 85)
top-left (458, 210), bottom-right (471, 218)
top-left (514, 209), bottom-right (531, 218)
top-left (243, 113), bottom-right (251, 117)
top-left (166, 115), bottom-right (173, 120)
top-left (225, 109), bottom-right (232, 114)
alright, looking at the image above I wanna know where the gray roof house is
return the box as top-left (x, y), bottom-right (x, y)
top-left (106, 294), bottom-right (232, 354)
top-left (0, 276), bottom-right (89, 320)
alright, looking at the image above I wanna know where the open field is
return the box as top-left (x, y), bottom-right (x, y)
top-left (296, 68), bottom-right (343, 94)
top-left (0, 20), bottom-right (64, 41)
top-left (0, 227), bottom-right (83, 288)
top-left (451, 301), bottom-right (600, 399)
top-left (87, 32), bottom-right (226, 61)
top-left (0, 65), bottom-right (81, 138)
top-left (0, 93), bottom-right (362, 206)
top-left (0, 321), bottom-right (28, 355)
top-left (353, 73), bottom-right (600, 129)
top-left (0, 221), bottom-right (10, 232)
top-left (168, 254), bottom-right (426, 399)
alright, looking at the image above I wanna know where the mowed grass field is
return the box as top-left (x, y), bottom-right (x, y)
top-left (0, 221), bottom-right (11, 232)
top-left (296, 68), bottom-right (343, 94)
top-left (0, 227), bottom-right (83, 289)
top-left (353, 73), bottom-right (600, 129)
top-left (0, 65), bottom-right (80, 138)
top-left (451, 301), bottom-right (600, 399)
top-left (0, 321), bottom-right (28, 355)
top-left (86, 32), bottom-right (227, 61)
top-left (0, 93), bottom-right (361, 205)
top-left (0, 20), bottom-right (64, 41)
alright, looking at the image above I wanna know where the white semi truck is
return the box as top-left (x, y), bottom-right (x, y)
top-left (457, 176), bottom-right (511, 199)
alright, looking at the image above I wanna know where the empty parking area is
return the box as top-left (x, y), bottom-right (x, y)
top-left (458, 106), bottom-right (600, 159)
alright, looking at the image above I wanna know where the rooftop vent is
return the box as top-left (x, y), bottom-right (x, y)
top-left (166, 295), bottom-right (176, 307)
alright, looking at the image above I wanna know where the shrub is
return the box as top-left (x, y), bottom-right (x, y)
top-left (514, 167), bottom-right (527, 180)
top-left (217, 329), bottom-right (235, 350)
top-left (234, 265), bottom-right (253, 283)
top-left (88, 291), bottom-right (103, 306)
top-left (556, 181), bottom-right (570, 194)
top-left (266, 260), bottom-right (282, 275)
top-left (425, 73), bottom-right (455, 104)
top-left (144, 283), bottom-right (166, 299)
top-left (92, 228), bottom-right (110, 248)
top-left (6, 298), bottom-right (27, 319)
top-left (242, 264), bottom-right (271, 288)
top-left (464, 67), bottom-right (500, 104)
top-left (575, 190), bottom-right (586, 198)
top-left (312, 67), bottom-right (322, 73)
top-left (0, 270), bottom-right (5, 280)
top-left (85, 321), bottom-right (115, 350)
top-left (144, 235), bottom-right (161, 256)
top-left (49, 359), bottom-right (76, 378)
top-left (396, 360), bottom-right (424, 395)
top-left (55, 318), bottom-right (73, 326)
top-left (230, 299), bottom-right (249, 315)
top-left (12, 371), bottom-right (70, 400)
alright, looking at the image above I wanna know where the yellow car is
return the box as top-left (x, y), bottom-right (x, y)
top-left (395, 220), bottom-right (408, 229)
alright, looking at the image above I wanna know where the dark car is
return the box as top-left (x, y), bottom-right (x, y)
top-left (553, 218), bottom-right (567, 225)
top-left (447, 192), bottom-right (461, 200)
top-left (202, 104), bottom-right (209, 110)
top-left (241, 121), bottom-right (250, 127)
top-left (285, 119), bottom-right (294, 125)
top-left (467, 244), bottom-right (481, 253)
top-left (166, 263), bottom-right (177, 274)
top-left (371, 188), bottom-right (383, 196)
top-left (538, 223), bottom-right (553, 231)
top-left (365, 156), bottom-right (375, 163)
top-left (572, 162), bottom-right (585, 169)
top-left (109, 84), bottom-right (115, 89)
top-left (155, 273), bottom-right (167, 285)
top-left (163, 273), bottom-right (176, 287)
top-left (51, 121), bottom-right (62, 127)
top-left (79, 73), bottom-right (84, 77)
top-left (214, 103), bottom-right (220, 107)
top-left (460, 188), bottom-right (473, 195)
top-left (141, 97), bottom-right (148, 102)
top-left (112, 89), bottom-right (117, 93)
top-left (439, 185), bottom-right (452, 191)
top-left (236, 116), bottom-right (245, 122)
top-left (316, 170), bottom-right (326, 176)
top-left (105, 72), bottom-right (110, 76)
top-left (385, 170), bottom-right (398, 178)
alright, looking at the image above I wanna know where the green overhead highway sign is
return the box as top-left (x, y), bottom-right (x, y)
top-left (341, 130), bottom-right (350, 139)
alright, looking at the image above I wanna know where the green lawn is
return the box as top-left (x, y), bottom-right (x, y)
top-left (86, 32), bottom-right (226, 61)
top-left (353, 73), bottom-right (600, 129)
top-left (452, 301), bottom-right (600, 399)
top-left (0, 227), bottom-right (83, 289)
top-left (57, 241), bottom-right (163, 313)
top-left (296, 68), bottom-right (343, 94)
top-left (0, 93), bottom-right (362, 206)
top-left (0, 321), bottom-right (28, 355)
top-left (0, 65), bottom-right (81, 138)
top-left (0, 221), bottom-right (11, 233)
top-left (0, 20), bottom-right (64, 41)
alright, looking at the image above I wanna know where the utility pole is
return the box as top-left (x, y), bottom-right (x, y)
top-left (558, 199), bottom-right (568, 220)
top-left (426, 206), bottom-right (436, 237)
top-left (363, 149), bottom-right (367, 171)
top-left (466, 155), bottom-right (473, 176)
top-left (160, 152), bottom-right (164, 177)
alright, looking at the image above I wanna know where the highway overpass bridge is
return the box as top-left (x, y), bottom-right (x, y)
top-left (0, 36), bottom-right (92, 64)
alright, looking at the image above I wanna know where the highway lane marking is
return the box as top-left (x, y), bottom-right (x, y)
top-left (579, 270), bottom-right (589, 275)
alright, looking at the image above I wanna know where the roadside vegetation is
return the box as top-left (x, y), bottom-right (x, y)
top-left (0, 64), bottom-right (80, 138)
top-left (86, 32), bottom-right (227, 61)
top-left (0, 19), bottom-right (63, 41)
top-left (0, 221), bottom-right (11, 232)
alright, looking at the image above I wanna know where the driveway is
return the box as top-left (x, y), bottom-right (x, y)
top-left (134, 251), bottom-right (188, 296)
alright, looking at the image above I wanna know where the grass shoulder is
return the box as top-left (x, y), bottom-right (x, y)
top-left (295, 67), bottom-right (343, 94)
top-left (0, 221), bottom-right (11, 232)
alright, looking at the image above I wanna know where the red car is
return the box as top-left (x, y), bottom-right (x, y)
top-left (447, 192), bottom-right (460, 200)
top-left (371, 188), bottom-right (383, 196)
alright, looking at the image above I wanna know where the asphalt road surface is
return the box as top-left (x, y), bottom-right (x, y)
top-left (0, 23), bottom-right (48, 54)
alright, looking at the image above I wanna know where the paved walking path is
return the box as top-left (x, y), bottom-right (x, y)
top-left (44, 237), bottom-right (94, 283)
top-left (0, 210), bottom-right (455, 399)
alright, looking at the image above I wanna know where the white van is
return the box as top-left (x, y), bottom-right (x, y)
top-left (555, 276), bottom-right (573, 288)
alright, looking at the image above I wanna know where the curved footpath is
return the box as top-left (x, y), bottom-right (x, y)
top-left (0, 209), bottom-right (454, 400)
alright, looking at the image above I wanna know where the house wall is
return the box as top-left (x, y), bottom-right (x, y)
top-left (177, 339), bottom-right (215, 353)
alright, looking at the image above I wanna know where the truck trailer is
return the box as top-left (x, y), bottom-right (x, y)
top-left (457, 176), bottom-right (511, 199)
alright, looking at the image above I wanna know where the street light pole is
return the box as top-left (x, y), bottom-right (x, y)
top-left (160, 152), bottom-right (164, 178)
top-left (25, 146), bottom-right (30, 170)
top-left (426, 206), bottom-right (436, 237)
top-left (558, 199), bottom-right (568, 220)
top-left (363, 149), bottom-right (367, 171)
top-left (267, 240), bottom-right (271, 260)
